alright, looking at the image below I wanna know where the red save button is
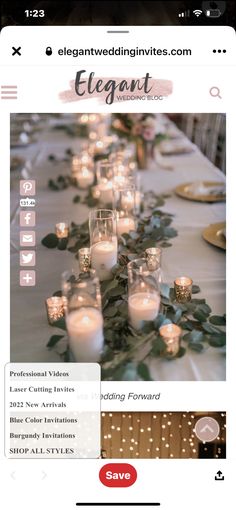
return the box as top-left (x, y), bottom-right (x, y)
top-left (99, 463), bottom-right (137, 487)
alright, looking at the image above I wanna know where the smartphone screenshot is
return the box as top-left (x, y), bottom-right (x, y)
top-left (0, 2), bottom-right (235, 509)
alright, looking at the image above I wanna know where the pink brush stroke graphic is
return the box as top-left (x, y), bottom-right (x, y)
top-left (59, 77), bottom-right (173, 104)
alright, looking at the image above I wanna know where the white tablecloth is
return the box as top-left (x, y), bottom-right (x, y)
top-left (10, 118), bottom-right (226, 380)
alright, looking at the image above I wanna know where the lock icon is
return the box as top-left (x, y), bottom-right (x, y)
top-left (45, 46), bottom-right (52, 56)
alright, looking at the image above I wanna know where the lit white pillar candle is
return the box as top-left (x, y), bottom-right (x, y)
top-left (94, 140), bottom-right (105, 154)
top-left (88, 113), bottom-right (99, 124)
top-left (128, 292), bottom-right (160, 330)
top-left (67, 307), bottom-right (104, 362)
top-left (117, 217), bottom-right (136, 236)
top-left (76, 168), bottom-right (94, 189)
top-left (121, 190), bottom-right (142, 211)
top-left (71, 156), bottom-right (80, 174)
top-left (91, 240), bottom-right (117, 281)
top-left (135, 190), bottom-right (142, 209)
top-left (97, 122), bottom-right (106, 138)
top-left (80, 153), bottom-right (92, 167)
top-left (98, 180), bottom-right (113, 204)
top-left (121, 190), bottom-right (134, 211)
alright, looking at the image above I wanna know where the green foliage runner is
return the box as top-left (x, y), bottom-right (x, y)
top-left (42, 188), bottom-right (226, 381)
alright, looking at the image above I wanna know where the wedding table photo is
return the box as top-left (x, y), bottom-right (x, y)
top-left (10, 112), bottom-right (226, 381)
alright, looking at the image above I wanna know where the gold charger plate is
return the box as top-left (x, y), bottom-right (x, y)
top-left (202, 222), bottom-right (226, 250)
top-left (175, 181), bottom-right (226, 203)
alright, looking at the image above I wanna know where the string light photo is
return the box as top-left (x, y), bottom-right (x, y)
top-left (101, 412), bottom-right (226, 459)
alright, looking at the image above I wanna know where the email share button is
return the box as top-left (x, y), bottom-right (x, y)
top-left (20, 231), bottom-right (36, 247)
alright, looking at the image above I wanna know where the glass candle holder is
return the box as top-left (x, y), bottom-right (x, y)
top-left (96, 161), bottom-right (114, 205)
top-left (127, 174), bottom-right (142, 215)
top-left (55, 222), bottom-right (69, 239)
top-left (79, 247), bottom-right (91, 273)
top-left (113, 185), bottom-right (136, 237)
top-left (72, 152), bottom-right (93, 173)
top-left (112, 158), bottom-right (129, 188)
top-left (159, 323), bottom-right (182, 358)
top-left (61, 269), bottom-right (76, 311)
top-left (64, 270), bottom-right (104, 362)
top-left (174, 276), bottom-right (193, 303)
top-left (46, 296), bottom-right (64, 325)
top-left (88, 113), bottom-right (99, 125)
top-left (128, 258), bottom-right (161, 330)
top-left (89, 209), bottom-right (118, 281)
top-left (128, 159), bottom-right (137, 172)
top-left (79, 150), bottom-right (93, 168)
top-left (94, 139), bottom-right (106, 154)
top-left (71, 155), bottom-right (81, 174)
top-left (145, 247), bottom-right (162, 271)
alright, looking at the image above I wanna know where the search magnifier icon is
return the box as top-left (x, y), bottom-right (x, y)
top-left (210, 86), bottom-right (222, 99)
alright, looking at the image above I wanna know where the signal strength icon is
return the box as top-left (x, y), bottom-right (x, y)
top-left (178, 10), bottom-right (190, 18)
top-left (193, 9), bottom-right (203, 17)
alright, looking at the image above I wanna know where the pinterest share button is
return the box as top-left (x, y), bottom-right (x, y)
top-left (99, 463), bottom-right (137, 487)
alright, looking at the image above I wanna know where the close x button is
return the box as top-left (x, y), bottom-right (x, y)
top-left (99, 463), bottom-right (137, 487)
top-left (12, 47), bottom-right (21, 56)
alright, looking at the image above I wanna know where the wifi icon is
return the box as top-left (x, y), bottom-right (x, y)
top-left (193, 9), bottom-right (203, 17)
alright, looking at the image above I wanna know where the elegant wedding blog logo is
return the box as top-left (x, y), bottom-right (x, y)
top-left (59, 70), bottom-right (173, 104)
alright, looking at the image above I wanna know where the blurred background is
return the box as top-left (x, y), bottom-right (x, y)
top-left (167, 113), bottom-right (226, 173)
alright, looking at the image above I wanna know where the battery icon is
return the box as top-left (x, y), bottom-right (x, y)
top-left (205, 9), bottom-right (222, 17)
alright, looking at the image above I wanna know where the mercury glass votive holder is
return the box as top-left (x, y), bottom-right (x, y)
top-left (79, 247), bottom-right (91, 273)
top-left (55, 222), bottom-right (69, 239)
top-left (159, 323), bottom-right (182, 358)
top-left (145, 247), bottom-right (162, 271)
top-left (174, 276), bottom-right (193, 303)
top-left (46, 296), bottom-right (64, 325)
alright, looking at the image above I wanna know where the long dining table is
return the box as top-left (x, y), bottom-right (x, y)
top-left (10, 115), bottom-right (226, 381)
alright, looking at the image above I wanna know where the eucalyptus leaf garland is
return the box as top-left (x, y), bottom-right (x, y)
top-left (46, 272), bottom-right (226, 381)
top-left (41, 190), bottom-right (177, 253)
top-left (43, 211), bottom-right (225, 381)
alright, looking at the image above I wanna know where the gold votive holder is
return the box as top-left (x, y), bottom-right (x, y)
top-left (55, 222), bottom-right (69, 239)
top-left (145, 247), bottom-right (162, 271)
top-left (46, 296), bottom-right (65, 325)
top-left (159, 323), bottom-right (182, 358)
top-left (79, 247), bottom-right (91, 273)
top-left (174, 276), bottom-right (193, 303)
